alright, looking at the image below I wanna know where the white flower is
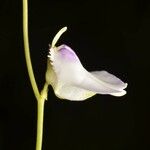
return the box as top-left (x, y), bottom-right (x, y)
top-left (45, 27), bottom-right (127, 101)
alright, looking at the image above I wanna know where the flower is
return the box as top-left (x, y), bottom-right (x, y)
top-left (45, 27), bottom-right (127, 101)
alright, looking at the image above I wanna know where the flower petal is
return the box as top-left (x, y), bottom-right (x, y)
top-left (54, 84), bottom-right (96, 101)
top-left (46, 44), bottom-right (127, 100)
top-left (46, 59), bottom-right (95, 100)
top-left (91, 71), bottom-right (127, 90)
top-left (110, 90), bottom-right (126, 97)
top-left (48, 45), bottom-right (85, 85)
top-left (73, 70), bottom-right (127, 97)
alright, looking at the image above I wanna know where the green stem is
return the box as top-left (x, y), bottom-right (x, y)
top-left (36, 83), bottom-right (48, 150)
top-left (36, 98), bottom-right (45, 150)
top-left (23, 0), bottom-right (48, 150)
top-left (23, 0), bottom-right (40, 100)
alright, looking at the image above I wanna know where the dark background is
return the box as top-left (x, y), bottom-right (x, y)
top-left (0, 0), bottom-right (149, 150)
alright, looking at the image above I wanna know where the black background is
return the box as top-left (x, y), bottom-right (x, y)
top-left (0, 0), bottom-right (149, 150)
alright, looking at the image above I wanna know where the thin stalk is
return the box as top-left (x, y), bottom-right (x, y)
top-left (36, 83), bottom-right (48, 150)
top-left (23, 0), bottom-right (40, 100)
top-left (23, 0), bottom-right (48, 150)
top-left (36, 98), bottom-right (45, 150)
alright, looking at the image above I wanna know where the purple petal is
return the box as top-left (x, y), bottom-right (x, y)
top-left (58, 45), bottom-right (79, 61)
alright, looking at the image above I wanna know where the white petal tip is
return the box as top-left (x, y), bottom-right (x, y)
top-left (122, 82), bottom-right (128, 88)
top-left (110, 90), bottom-right (127, 97)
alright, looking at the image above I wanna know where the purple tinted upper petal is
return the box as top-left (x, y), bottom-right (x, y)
top-left (58, 44), bottom-right (79, 61)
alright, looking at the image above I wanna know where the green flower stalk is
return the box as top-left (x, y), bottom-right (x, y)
top-left (23, 0), bottom-right (47, 150)
top-left (23, 1), bottom-right (67, 150)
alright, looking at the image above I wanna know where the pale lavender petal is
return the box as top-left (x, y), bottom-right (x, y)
top-left (56, 44), bottom-right (80, 62)
top-left (91, 71), bottom-right (127, 90)
top-left (74, 70), bottom-right (125, 95)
